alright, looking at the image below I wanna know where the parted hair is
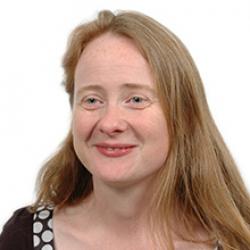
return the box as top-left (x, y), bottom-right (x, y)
top-left (32, 10), bottom-right (250, 249)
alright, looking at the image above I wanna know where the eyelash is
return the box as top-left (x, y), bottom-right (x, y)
top-left (80, 95), bottom-right (150, 110)
top-left (81, 97), bottom-right (103, 109)
top-left (126, 96), bottom-right (149, 105)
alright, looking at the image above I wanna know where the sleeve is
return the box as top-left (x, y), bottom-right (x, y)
top-left (0, 207), bottom-right (34, 250)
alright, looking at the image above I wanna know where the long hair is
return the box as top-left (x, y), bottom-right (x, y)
top-left (32, 10), bottom-right (250, 249)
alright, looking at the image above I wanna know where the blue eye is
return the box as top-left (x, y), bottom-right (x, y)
top-left (130, 96), bottom-right (144, 103)
top-left (126, 96), bottom-right (150, 109)
top-left (86, 97), bottom-right (98, 104)
top-left (81, 97), bottom-right (103, 110)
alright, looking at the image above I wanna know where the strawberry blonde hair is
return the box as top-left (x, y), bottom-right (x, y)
top-left (32, 10), bottom-right (250, 249)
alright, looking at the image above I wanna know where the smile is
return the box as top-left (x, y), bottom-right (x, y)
top-left (95, 143), bottom-right (136, 157)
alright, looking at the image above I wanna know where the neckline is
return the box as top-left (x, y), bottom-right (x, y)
top-left (32, 206), bottom-right (220, 250)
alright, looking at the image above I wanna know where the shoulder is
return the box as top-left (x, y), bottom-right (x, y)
top-left (0, 207), bottom-right (34, 250)
top-left (2, 207), bottom-right (33, 232)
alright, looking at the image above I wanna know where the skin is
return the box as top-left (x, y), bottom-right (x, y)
top-left (53, 33), bottom-right (216, 250)
top-left (72, 33), bottom-right (169, 188)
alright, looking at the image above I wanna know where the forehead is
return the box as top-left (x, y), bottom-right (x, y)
top-left (77, 32), bottom-right (147, 67)
top-left (74, 32), bottom-right (153, 83)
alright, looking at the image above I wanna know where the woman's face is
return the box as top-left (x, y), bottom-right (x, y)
top-left (72, 33), bottom-right (169, 187)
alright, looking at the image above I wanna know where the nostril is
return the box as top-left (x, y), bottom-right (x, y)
top-left (100, 126), bottom-right (125, 135)
top-left (98, 119), bottom-right (128, 135)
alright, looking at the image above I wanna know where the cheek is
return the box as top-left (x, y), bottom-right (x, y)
top-left (72, 111), bottom-right (95, 140)
top-left (72, 111), bottom-right (97, 167)
top-left (140, 110), bottom-right (169, 156)
top-left (139, 110), bottom-right (168, 139)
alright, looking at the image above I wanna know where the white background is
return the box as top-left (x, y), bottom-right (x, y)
top-left (0, 0), bottom-right (249, 230)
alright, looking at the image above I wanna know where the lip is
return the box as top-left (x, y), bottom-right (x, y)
top-left (94, 143), bottom-right (137, 158)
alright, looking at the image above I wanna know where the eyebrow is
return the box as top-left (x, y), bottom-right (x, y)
top-left (75, 83), bottom-right (157, 96)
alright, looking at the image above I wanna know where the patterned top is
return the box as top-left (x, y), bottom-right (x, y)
top-left (33, 206), bottom-right (55, 250)
top-left (32, 206), bottom-right (220, 250)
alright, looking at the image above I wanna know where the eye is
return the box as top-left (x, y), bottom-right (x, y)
top-left (131, 96), bottom-right (144, 103)
top-left (126, 96), bottom-right (150, 109)
top-left (86, 97), bottom-right (98, 104)
top-left (81, 96), bottom-right (103, 110)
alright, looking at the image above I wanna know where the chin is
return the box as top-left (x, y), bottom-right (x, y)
top-left (96, 178), bottom-right (138, 189)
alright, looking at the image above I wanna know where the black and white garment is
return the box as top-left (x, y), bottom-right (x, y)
top-left (33, 206), bottom-right (55, 250)
top-left (32, 206), bottom-right (221, 250)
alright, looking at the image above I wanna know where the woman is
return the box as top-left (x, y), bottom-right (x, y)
top-left (1, 10), bottom-right (250, 250)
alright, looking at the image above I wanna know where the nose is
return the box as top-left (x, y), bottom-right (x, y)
top-left (98, 105), bottom-right (128, 136)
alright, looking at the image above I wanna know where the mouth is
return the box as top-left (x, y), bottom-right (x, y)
top-left (94, 143), bottom-right (137, 157)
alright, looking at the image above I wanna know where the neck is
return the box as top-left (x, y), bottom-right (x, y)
top-left (86, 176), bottom-right (157, 238)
